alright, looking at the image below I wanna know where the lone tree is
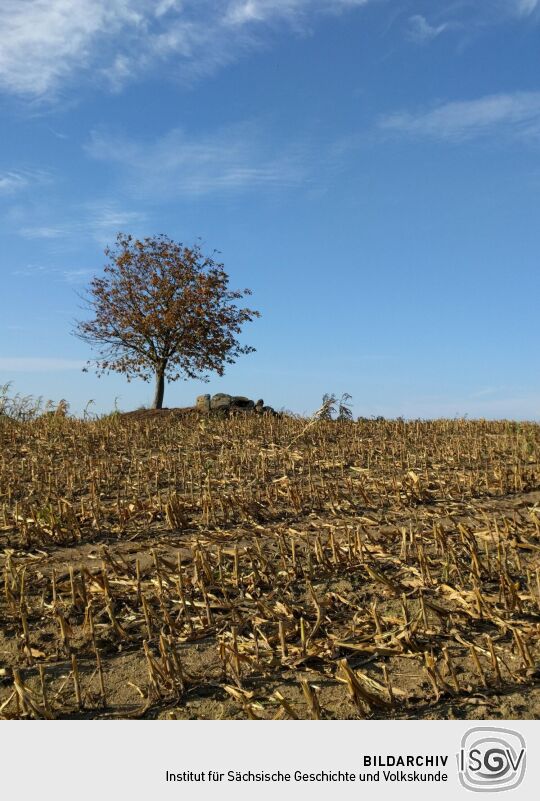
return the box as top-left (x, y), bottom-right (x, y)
top-left (74, 233), bottom-right (260, 409)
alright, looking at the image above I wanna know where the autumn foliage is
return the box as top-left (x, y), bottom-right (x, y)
top-left (74, 233), bottom-right (260, 408)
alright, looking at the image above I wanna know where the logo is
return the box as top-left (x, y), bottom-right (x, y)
top-left (458, 727), bottom-right (526, 793)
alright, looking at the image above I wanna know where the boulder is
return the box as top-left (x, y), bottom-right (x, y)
top-left (231, 396), bottom-right (255, 410)
top-left (254, 399), bottom-right (274, 415)
top-left (196, 394), bottom-right (211, 412)
top-left (198, 393), bottom-right (278, 416)
top-left (210, 393), bottom-right (233, 411)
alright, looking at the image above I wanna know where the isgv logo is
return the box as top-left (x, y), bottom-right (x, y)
top-left (458, 727), bottom-right (526, 793)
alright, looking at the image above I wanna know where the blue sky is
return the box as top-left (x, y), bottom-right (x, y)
top-left (1, 0), bottom-right (539, 418)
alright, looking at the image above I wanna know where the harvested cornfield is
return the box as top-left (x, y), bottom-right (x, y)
top-left (0, 413), bottom-right (539, 719)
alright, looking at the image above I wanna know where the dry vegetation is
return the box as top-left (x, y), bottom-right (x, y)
top-left (1, 410), bottom-right (540, 720)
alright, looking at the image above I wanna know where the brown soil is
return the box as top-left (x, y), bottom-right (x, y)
top-left (0, 415), bottom-right (539, 719)
top-left (119, 406), bottom-right (197, 420)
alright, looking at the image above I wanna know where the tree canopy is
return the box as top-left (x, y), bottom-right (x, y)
top-left (74, 233), bottom-right (260, 408)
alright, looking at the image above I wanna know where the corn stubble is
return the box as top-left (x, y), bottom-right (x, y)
top-left (0, 413), bottom-right (539, 719)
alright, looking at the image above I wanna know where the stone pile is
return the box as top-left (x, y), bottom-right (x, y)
top-left (195, 393), bottom-right (277, 416)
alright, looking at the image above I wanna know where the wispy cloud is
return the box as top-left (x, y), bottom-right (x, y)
top-left (380, 91), bottom-right (540, 142)
top-left (18, 226), bottom-right (68, 239)
top-left (12, 264), bottom-right (93, 284)
top-left (86, 123), bottom-right (310, 197)
top-left (0, 1), bottom-right (144, 96)
top-left (0, 357), bottom-right (86, 372)
top-left (399, 2), bottom-right (540, 50)
top-left (407, 14), bottom-right (449, 43)
top-left (0, 0), bottom-right (370, 98)
top-left (1, 1), bottom-right (538, 99)
top-left (0, 171), bottom-right (30, 194)
top-left (17, 201), bottom-right (146, 245)
top-left (469, 386), bottom-right (509, 399)
top-left (84, 202), bottom-right (147, 244)
top-left (515, 0), bottom-right (539, 17)
top-left (0, 169), bottom-right (51, 195)
top-left (225, 0), bottom-right (368, 25)
top-left (451, 0), bottom-right (540, 24)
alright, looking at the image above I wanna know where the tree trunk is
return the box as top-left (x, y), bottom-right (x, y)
top-left (153, 362), bottom-right (166, 409)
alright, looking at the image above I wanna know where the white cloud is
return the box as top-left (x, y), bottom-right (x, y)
top-left (515, 0), bottom-right (539, 17)
top-left (12, 264), bottom-right (93, 284)
top-left (18, 226), bottom-right (68, 239)
top-left (86, 123), bottom-right (310, 197)
top-left (0, 169), bottom-right (51, 195)
top-left (0, 0), bottom-right (370, 98)
top-left (0, 171), bottom-right (29, 194)
top-left (84, 202), bottom-right (147, 243)
top-left (407, 14), bottom-right (449, 43)
top-left (380, 91), bottom-right (540, 142)
top-left (17, 201), bottom-right (146, 244)
top-left (0, 357), bottom-right (86, 372)
top-left (225, 0), bottom-right (368, 25)
top-left (0, 1), bottom-right (145, 96)
top-left (459, 0), bottom-right (540, 24)
top-left (227, 0), bottom-right (299, 24)
top-left (62, 269), bottom-right (93, 283)
top-left (155, 0), bottom-right (182, 17)
top-left (0, 0), bottom-right (536, 98)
